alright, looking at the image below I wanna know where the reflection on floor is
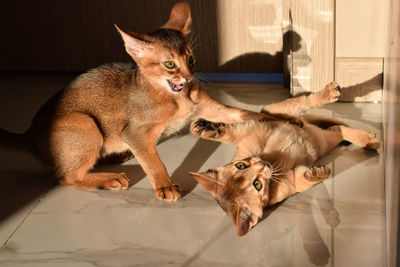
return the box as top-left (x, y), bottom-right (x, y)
top-left (0, 74), bottom-right (385, 266)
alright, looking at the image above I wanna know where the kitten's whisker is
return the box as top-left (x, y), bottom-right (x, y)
top-left (276, 160), bottom-right (285, 170)
top-left (188, 33), bottom-right (200, 50)
top-left (193, 73), bottom-right (209, 84)
top-left (271, 167), bottom-right (283, 174)
top-left (271, 168), bottom-right (287, 176)
top-left (271, 167), bottom-right (285, 174)
top-left (272, 172), bottom-right (287, 177)
top-left (271, 162), bottom-right (284, 174)
top-left (270, 177), bottom-right (296, 191)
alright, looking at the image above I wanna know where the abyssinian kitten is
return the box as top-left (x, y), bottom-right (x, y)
top-left (189, 82), bottom-right (381, 235)
top-left (0, 2), bottom-right (300, 201)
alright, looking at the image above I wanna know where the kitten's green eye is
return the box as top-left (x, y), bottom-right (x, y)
top-left (235, 162), bottom-right (248, 170)
top-left (253, 178), bottom-right (262, 191)
top-left (164, 61), bottom-right (176, 69)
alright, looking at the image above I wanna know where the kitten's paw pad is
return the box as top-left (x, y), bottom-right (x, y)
top-left (101, 173), bottom-right (130, 190)
top-left (190, 119), bottom-right (225, 139)
top-left (319, 81), bottom-right (341, 103)
top-left (304, 166), bottom-right (330, 182)
top-left (155, 185), bottom-right (181, 201)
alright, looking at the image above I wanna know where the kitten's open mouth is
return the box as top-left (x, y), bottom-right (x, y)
top-left (167, 79), bottom-right (183, 92)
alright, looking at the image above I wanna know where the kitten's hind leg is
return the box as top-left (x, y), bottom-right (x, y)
top-left (50, 113), bottom-right (130, 190)
top-left (262, 82), bottom-right (341, 116)
top-left (328, 125), bottom-right (380, 151)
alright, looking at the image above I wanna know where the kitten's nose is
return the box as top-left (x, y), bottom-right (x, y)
top-left (250, 157), bottom-right (272, 178)
top-left (262, 164), bottom-right (272, 179)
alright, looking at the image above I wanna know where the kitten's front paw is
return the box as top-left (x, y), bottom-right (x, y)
top-left (190, 119), bottom-right (225, 139)
top-left (304, 166), bottom-right (330, 182)
top-left (318, 81), bottom-right (341, 103)
top-left (155, 185), bottom-right (181, 201)
top-left (101, 173), bottom-right (130, 190)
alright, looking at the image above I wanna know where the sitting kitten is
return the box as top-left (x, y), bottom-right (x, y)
top-left (189, 82), bottom-right (380, 235)
top-left (0, 2), bottom-right (296, 201)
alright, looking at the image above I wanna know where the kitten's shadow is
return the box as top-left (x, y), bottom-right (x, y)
top-left (94, 136), bottom-right (222, 194)
top-left (94, 163), bottom-right (146, 187)
top-left (255, 146), bottom-right (379, 266)
top-left (259, 190), bottom-right (332, 266)
top-left (170, 138), bottom-right (221, 197)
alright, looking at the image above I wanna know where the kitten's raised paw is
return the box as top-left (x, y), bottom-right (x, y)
top-left (318, 81), bottom-right (341, 103)
top-left (190, 119), bottom-right (225, 139)
top-left (155, 185), bottom-right (181, 201)
top-left (304, 166), bottom-right (331, 182)
top-left (100, 173), bottom-right (130, 190)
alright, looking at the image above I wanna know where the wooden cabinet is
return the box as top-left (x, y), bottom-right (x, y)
top-left (285, 0), bottom-right (386, 101)
top-left (335, 0), bottom-right (386, 101)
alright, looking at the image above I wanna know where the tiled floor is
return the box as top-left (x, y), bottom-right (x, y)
top-left (0, 74), bottom-right (385, 266)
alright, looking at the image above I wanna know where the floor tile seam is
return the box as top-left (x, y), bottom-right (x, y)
top-left (0, 189), bottom-right (51, 250)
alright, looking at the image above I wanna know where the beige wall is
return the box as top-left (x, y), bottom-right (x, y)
top-left (384, 0), bottom-right (400, 265)
top-left (0, 0), bottom-right (283, 73)
top-left (216, 0), bottom-right (283, 73)
top-left (286, 0), bottom-right (386, 101)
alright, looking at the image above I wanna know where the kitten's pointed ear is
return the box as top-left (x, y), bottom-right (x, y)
top-left (162, 1), bottom-right (191, 37)
top-left (115, 24), bottom-right (154, 59)
top-left (189, 170), bottom-right (220, 198)
top-left (235, 206), bottom-right (259, 236)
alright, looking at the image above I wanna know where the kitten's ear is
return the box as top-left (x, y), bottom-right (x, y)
top-left (189, 170), bottom-right (220, 198)
top-left (162, 1), bottom-right (192, 37)
top-left (234, 206), bottom-right (259, 236)
top-left (115, 25), bottom-right (154, 59)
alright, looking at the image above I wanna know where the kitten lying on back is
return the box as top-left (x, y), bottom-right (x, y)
top-left (190, 82), bottom-right (380, 235)
top-left (0, 2), bottom-right (299, 201)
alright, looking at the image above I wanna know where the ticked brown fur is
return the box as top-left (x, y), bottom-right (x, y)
top-left (190, 82), bottom-right (381, 235)
top-left (0, 2), bottom-right (299, 201)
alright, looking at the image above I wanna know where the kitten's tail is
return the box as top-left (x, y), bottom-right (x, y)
top-left (302, 114), bottom-right (348, 129)
top-left (0, 128), bottom-right (30, 151)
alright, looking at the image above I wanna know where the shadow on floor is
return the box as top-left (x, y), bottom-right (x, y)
top-left (171, 138), bottom-right (221, 197)
top-left (0, 171), bottom-right (55, 222)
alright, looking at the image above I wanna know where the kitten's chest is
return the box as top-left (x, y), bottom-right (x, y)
top-left (263, 124), bottom-right (317, 162)
top-left (161, 94), bottom-right (196, 136)
top-left (129, 90), bottom-right (195, 135)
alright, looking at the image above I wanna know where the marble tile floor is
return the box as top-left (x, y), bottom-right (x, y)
top-left (0, 73), bottom-right (385, 266)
